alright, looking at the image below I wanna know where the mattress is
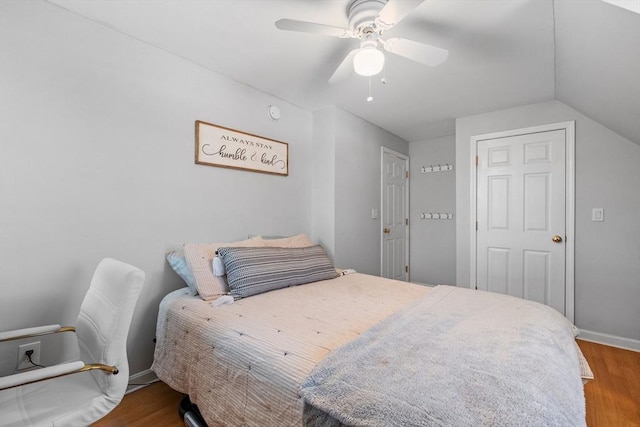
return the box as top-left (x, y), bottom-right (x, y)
top-left (152, 273), bottom-right (430, 426)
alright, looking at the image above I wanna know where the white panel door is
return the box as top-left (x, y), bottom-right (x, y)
top-left (476, 129), bottom-right (566, 314)
top-left (381, 149), bottom-right (409, 281)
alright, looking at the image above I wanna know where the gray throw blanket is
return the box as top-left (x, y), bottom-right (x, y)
top-left (299, 286), bottom-right (585, 427)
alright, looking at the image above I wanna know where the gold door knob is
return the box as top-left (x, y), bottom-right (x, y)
top-left (552, 235), bottom-right (563, 243)
top-left (383, 228), bottom-right (390, 234)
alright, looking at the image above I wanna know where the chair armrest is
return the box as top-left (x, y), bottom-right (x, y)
top-left (0, 361), bottom-right (85, 390)
top-left (0, 361), bottom-right (120, 391)
top-left (0, 325), bottom-right (75, 342)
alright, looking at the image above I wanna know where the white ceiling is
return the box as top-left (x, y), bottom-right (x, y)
top-left (48, 0), bottom-right (639, 144)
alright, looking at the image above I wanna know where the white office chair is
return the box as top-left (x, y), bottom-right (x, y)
top-left (0, 258), bottom-right (145, 426)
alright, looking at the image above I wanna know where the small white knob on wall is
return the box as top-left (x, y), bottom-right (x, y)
top-left (267, 105), bottom-right (281, 121)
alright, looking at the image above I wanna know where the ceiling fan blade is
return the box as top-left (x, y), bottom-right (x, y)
top-left (329, 49), bottom-right (359, 84)
top-left (383, 37), bottom-right (448, 67)
top-left (275, 19), bottom-right (353, 38)
top-left (376, 0), bottom-right (425, 29)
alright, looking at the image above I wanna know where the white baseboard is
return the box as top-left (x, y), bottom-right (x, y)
top-left (578, 329), bottom-right (640, 352)
top-left (126, 368), bottom-right (159, 394)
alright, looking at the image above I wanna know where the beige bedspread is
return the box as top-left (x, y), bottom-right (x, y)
top-left (152, 273), bottom-right (430, 426)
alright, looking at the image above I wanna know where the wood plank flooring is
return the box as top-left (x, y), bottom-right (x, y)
top-left (92, 381), bottom-right (183, 426)
top-left (577, 340), bottom-right (640, 427)
top-left (93, 340), bottom-right (639, 426)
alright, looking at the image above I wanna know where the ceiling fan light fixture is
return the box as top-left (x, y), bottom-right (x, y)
top-left (353, 45), bottom-right (385, 76)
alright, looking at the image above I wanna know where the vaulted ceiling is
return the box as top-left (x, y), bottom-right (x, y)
top-left (48, 0), bottom-right (639, 144)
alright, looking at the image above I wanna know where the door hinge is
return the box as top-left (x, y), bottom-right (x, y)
top-left (406, 218), bottom-right (409, 225)
top-left (476, 221), bottom-right (478, 230)
top-left (405, 265), bottom-right (409, 273)
top-left (405, 171), bottom-right (409, 179)
top-left (475, 155), bottom-right (478, 166)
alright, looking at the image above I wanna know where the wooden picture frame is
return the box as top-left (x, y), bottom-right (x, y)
top-left (195, 120), bottom-right (288, 176)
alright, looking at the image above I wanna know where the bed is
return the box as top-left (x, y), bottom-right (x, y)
top-left (152, 236), bottom-right (591, 426)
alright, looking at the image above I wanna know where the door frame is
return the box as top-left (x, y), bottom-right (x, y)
top-left (469, 121), bottom-right (575, 322)
top-left (380, 146), bottom-right (410, 281)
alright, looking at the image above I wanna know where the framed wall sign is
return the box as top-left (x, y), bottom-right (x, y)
top-left (195, 120), bottom-right (289, 176)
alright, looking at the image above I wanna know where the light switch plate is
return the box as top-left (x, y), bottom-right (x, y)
top-left (371, 208), bottom-right (379, 219)
top-left (592, 208), bottom-right (604, 222)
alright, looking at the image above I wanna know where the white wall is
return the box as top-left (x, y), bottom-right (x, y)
top-left (455, 100), bottom-right (640, 343)
top-left (0, 0), bottom-right (313, 375)
top-left (313, 107), bottom-right (409, 275)
top-left (409, 135), bottom-right (456, 285)
top-left (311, 108), bottom-right (336, 261)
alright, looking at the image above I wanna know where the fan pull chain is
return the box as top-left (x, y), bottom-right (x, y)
top-left (381, 65), bottom-right (387, 84)
top-left (367, 76), bottom-right (373, 102)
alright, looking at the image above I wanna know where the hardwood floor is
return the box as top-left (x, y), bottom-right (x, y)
top-left (577, 340), bottom-right (640, 427)
top-left (94, 340), bottom-right (639, 426)
top-left (92, 381), bottom-right (183, 427)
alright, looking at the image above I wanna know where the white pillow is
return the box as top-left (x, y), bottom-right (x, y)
top-left (258, 233), bottom-right (313, 248)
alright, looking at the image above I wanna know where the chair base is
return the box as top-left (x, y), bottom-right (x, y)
top-left (179, 395), bottom-right (207, 427)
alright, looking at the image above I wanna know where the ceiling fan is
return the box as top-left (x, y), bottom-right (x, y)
top-left (275, 0), bottom-right (449, 84)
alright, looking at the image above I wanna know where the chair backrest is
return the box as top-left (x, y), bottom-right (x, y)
top-left (75, 258), bottom-right (145, 397)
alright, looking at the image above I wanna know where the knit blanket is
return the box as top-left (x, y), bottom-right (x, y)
top-left (300, 285), bottom-right (585, 427)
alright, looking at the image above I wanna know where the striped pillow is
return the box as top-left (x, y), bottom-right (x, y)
top-left (218, 245), bottom-right (338, 299)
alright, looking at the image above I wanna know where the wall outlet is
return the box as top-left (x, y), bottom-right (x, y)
top-left (17, 341), bottom-right (41, 371)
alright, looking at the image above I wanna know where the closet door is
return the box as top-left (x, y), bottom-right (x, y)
top-left (476, 129), bottom-right (567, 314)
